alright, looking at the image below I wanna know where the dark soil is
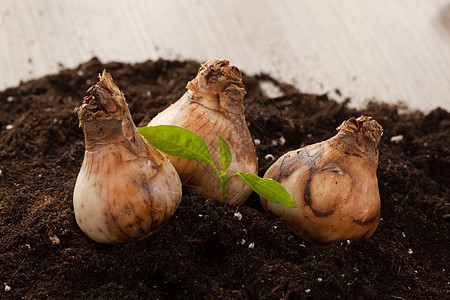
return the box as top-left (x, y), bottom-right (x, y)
top-left (0, 58), bottom-right (449, 299)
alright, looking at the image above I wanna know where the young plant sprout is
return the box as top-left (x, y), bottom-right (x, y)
top-left (260, 116), bottom-right (383, 243)
top-left (73, 71), bottom-right (182, 244)
top-left (138, 125), bottom-right (295, 208)
top-left (147, 59), bottom-right (258, 206)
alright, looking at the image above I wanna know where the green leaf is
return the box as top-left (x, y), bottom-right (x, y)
top-left (218, 135), bottom-right (232, 172)
top-left (235, 172), bottom-right (297, 208)
top-left (138, 125), bottom-right (214, 166)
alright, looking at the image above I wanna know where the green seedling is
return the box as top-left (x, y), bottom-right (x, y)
top-left (138, 125), bottom-right (296, 208)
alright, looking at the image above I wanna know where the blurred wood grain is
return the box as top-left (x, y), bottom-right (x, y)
top-left (0, 0), bottom-right (449, 112)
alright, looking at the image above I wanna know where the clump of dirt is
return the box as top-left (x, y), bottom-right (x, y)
top-left (0, 58), bottom-right (448, 299)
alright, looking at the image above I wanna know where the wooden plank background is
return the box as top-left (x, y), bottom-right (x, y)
top-left (1, 0), bottom-right (449, 112)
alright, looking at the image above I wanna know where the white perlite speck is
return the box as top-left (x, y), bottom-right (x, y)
top-left (279, 136), bottom-right (286, 146)
top-left (305, 289), bottom-right (311, 294)
top-left (50, 235), bottom-right (60, 245)
top-left (408, 248), bottom-right (413, 255)
top-left (7, 96), bottom-right (14, 102)
top-left (241, 239), bottom-right (246, 245)
top-left (265, 154), bottom-right (275, 161)
top-left (234, 212), bottom-right (243, 221)
top-left (253, 139), bottom-right (261, 146)
top-left (6, 125), bottom-right (13, 130)
top-left (317, 278), bottom-right (323, 282)
top-left (390, 135), bottom-right (404, 143)
top-left (4, 285), bottom-right (11, 292)
top-left (248, 242), bottom-right (255, 249)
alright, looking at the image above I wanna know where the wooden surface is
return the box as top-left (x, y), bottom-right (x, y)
top-left (1, 0), bottom-right (449, 112)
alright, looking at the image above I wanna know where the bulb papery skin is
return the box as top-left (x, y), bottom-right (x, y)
top-left (148, 60), bottom-right (258, 205)
top-left (73, 71), bottom-right (182, 244)
top-left (260, 116), bottom-right (383, 243)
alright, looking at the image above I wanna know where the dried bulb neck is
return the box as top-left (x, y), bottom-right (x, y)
top-left (186, 59), bottom-right (246, 114)
top-left (80, 113), bottom-right (138, 150)
top-left (335, 115), bottom-right (383, 155)
top-left (78, 70), bottom-right (142, 151)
